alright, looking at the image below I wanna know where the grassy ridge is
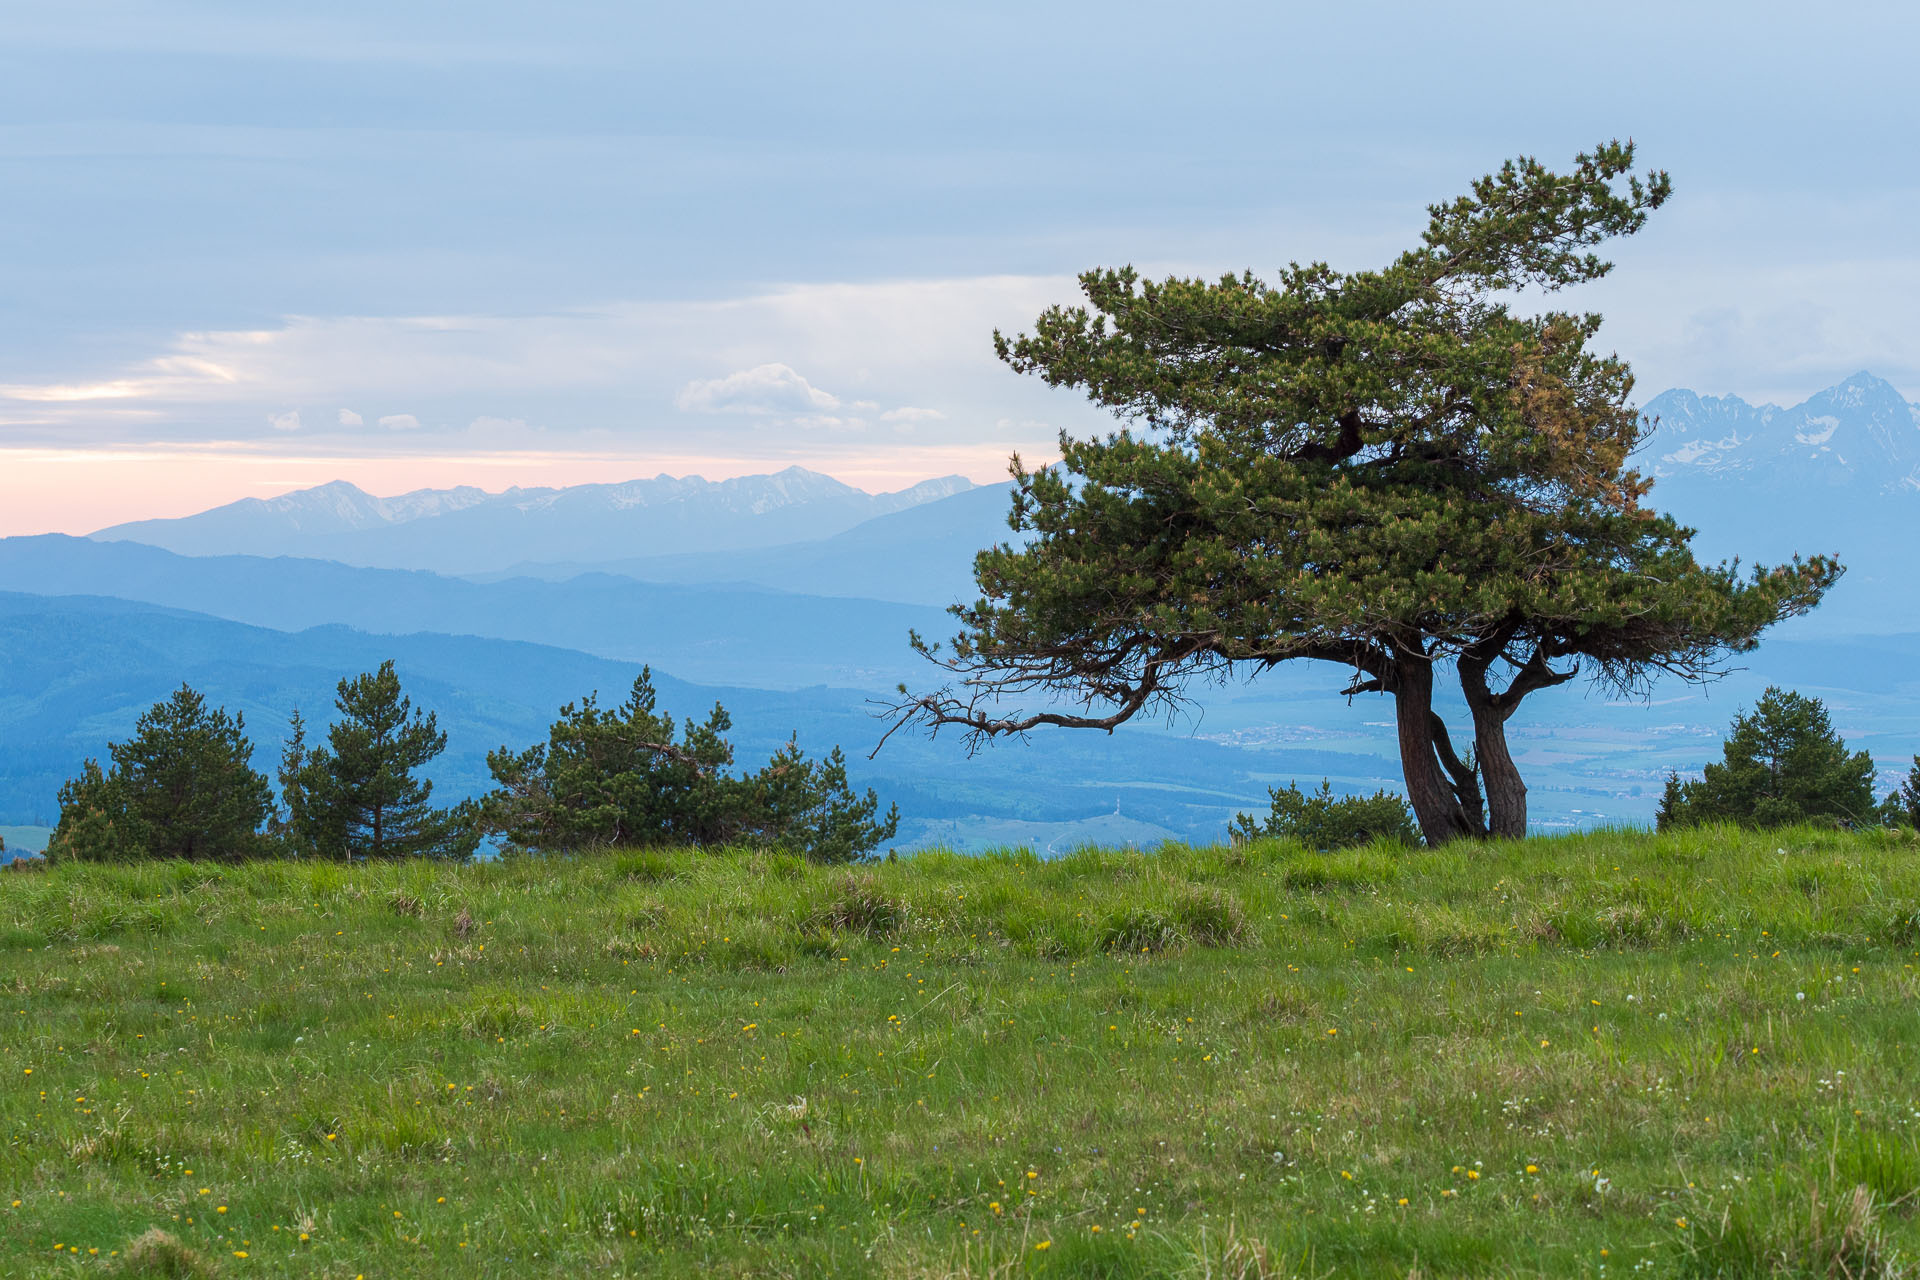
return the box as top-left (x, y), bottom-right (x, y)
top-left (3, 828), bottom-right (1918, 1277)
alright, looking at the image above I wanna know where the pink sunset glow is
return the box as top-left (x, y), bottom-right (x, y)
top-left (0, 445), bottom-right (1025, 538)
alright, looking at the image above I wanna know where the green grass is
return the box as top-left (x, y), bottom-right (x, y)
top-left (2, 826), bottom-right (1918, 1278)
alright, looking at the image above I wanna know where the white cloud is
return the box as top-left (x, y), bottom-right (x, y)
top-left (675, 362), bottom-right (841, 415)
top-left (267, 409), bottom-right (302, 431)
top-left (10, 256), bottom-right (1920, 458)
top-left (378, 413), bottom-right (421, 430)
top-left (337, 408), bottom-right (363, 426)
top-left (0, 275), bottom-right (1103, 465)
top-left (880, 406), bottom-right (945, 423)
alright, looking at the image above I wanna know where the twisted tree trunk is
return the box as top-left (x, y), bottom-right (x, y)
top-left (1458, 643), bottom-right (1578, 841)
top-left (1461, 659), bottom-right (1529, 839)
top-left (1385, 650), bottom-right (1486, 846)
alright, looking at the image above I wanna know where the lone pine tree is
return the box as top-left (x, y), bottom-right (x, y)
top-left (280, 661), bottom-right (475, 860)
top-left (1658, 688), bottom-right (1877, 830)
top-left (887, 142), bottom-right (1837, 846)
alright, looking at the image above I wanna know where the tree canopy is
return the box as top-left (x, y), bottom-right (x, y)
top-left (887, 142), bottom-right (1837, 845)
top-left (1230, 780), bottom-right (1418, 852)
top-left (279, 661), bottom-right (477, 860)
top-left (48, 685), bottom-right (273, 862)
top-left (1658, 688), bottom-right (1877, 830)
top-left (1897, 757), bottom-right (1920, 829)
top-left (482, 669), bottom-right (898, 863)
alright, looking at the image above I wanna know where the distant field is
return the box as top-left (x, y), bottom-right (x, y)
top-left (0, 828), bottom-right (48, 857)
top-left (3, 830), bottom-right (1918, 1278)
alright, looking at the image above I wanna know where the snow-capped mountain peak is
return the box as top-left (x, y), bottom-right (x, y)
top-left (90, 467), bottom-right (978, 573)
top-left (1642, 372), bottom-right (1920, 492)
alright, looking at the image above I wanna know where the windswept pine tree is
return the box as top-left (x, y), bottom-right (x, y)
top-left (886, 142), bottom-right (1838, 845)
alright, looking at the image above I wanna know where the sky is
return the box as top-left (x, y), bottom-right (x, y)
top-left (3, 0), bottom-right (1918, 535)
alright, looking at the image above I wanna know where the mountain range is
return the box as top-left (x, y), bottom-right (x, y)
top-left (1643, 371), bottom-right (1920, 494)
top-left (473, 481), bottom-right (1023, 608)
top-left (92, 467), bottom-right (974, 575)
top-left (1639, 372), bottom-right (1919, 631)
top-left (78, 377), bottom-right (1920, 627)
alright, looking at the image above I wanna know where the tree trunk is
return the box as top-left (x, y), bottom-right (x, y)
top-left (1389, 653), bottom-right (1483, 846)
top-left (1463, 686), bottom-right (1528, 839)
top-left (1458, 646), bottom-right (1567, 842)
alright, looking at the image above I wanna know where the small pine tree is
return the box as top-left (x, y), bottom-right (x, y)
top-left (1654, 771), bottom-right (1687, 832)
top-left (741, 740), bottom-right (901, 865)
top-left (48, 685), bottom-right (273, 862)
top-left (281, 662), bottom-right (476, 860)
top-left (1660, 687), bottom-right (1876, 830)
top-left (1230, 779), bottom-right (1420, 851)
top-left (482, 669), bottom-right (898, 862)
top-left (48, 760), bottom-right (136, 862)
top-left (1882, 755), bottom-right (1920, 829)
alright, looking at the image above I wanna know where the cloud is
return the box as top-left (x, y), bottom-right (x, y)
top-left (378, 413), bottom-right (421, 430)
top-left (267, 409), bottom-right (302, 431)
top-left (337, 408), bottom-right (363, 426)
top-left (675, 362), bottom-right (841, 415)
top-left (0, 354), bottom-right (242, 405)
top-left (0, 276), bottom-right (1099, 460)
top-left (880, 406), bottom-right (945, 424)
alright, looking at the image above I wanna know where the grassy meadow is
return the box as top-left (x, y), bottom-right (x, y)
top-left (3, 827), bottom-right (1919, 1278)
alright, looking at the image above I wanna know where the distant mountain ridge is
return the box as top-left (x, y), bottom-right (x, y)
top-left (0, 534), bottom-right (945, 690)
top-left (91, 466), bottom-right (974, 574)
top-left (478, 481), bottom-right (1024, 608)
top-left (467, 375), bottom-right (1920, 630)
top-left (1638, 372), bottom-right (1920, 632)
top-left (65, 374), bottom-right (1920, 634)
top-left (1643, 371), bottom-right (1920, 494)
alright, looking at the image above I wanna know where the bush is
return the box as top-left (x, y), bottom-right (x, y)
top-left (1230, 779), bottom-right (1419, 851)
top-left (1659, 688), bottom-right (1877, 831)
top-left (481, 669), bottom-right (897, 863)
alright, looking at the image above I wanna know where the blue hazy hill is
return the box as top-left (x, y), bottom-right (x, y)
top-left (0, 592), bottom-right (1382, 853)
top-left (475, 481), bottom-right (1023, 609)
top-left (0, 535), bottom-right (942, 689)
top-left (4, 591), bottom-right (1916, 856)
